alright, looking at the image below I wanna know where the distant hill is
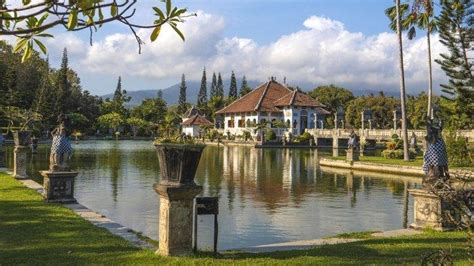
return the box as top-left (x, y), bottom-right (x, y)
top-left (101, 79), bottom-right (261, 106)
top-left (101, 80), bottom-right (401, 107)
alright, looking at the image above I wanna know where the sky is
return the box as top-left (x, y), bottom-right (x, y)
top-left (3, 0), bottom-right (448, 96)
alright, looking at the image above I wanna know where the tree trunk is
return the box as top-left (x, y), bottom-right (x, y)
top-left (427, 29), bottom-right (433, 119)
top-left (396, 0), bottom-right (410, 161)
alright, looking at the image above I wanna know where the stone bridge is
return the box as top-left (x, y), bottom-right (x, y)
top-left (306, 128), bottom-right (474, 142)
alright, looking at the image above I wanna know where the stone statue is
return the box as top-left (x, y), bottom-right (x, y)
top-left (49, 114), bottom-right (73, 172)
top-left (410, 132), bottom-right (417, 150)
top-left (422, 118), bottom-right (449, 187)
top-left (347, 129), bottom-right (359, 149)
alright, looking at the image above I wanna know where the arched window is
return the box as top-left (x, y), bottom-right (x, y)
top-left (286, 119), bottom-right (291, 128)
top-left (271, 119), bottom-right (276, 128)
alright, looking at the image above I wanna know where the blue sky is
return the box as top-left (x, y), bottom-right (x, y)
top-left (6, 0), bottom-right (446, 96)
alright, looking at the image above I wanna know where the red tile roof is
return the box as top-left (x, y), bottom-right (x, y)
top-left (216, 80), bottom-right (330, 114)
top-left (274, 90), bottom-right (326, 108)
top-left (216, 80), bottom-right (292, 114)
top-left (181, 115), bottom-right (213, 126)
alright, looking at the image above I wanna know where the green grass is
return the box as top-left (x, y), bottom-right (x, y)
top-left (0, 172), bottom-right (471, 265)
top-left (329, 155), bottom-right (474, 170)
top-left (333, 231), bottom-right (380, 239)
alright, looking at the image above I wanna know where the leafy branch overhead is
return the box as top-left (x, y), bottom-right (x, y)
top-left (0, 0), bottom-right (194, 62)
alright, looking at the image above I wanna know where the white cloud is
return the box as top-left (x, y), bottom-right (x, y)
top-left (3, 11), bottom-right (448, 95)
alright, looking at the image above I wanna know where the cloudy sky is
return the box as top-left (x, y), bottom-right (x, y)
top-left (5, 0), bottom-right (447, 96)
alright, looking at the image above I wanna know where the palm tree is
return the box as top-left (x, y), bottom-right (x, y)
top-left (396, 0), bottom-right (410, 161)
top-left (386, 0), bottom-right (437, 119)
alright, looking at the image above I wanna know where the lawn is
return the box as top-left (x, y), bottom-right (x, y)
top-left (0, 172), bottom-right (471, 265)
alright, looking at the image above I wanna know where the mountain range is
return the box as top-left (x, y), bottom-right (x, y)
top-left (101, 80), bottom-right (400, 107)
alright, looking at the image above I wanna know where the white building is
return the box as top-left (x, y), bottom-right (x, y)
top-left (181, 114), bottom-right (213, 137)
top-left (216, 80), bottom-right (330, 138)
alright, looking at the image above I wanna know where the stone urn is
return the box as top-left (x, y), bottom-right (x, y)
top-left (153, 143), bottom-right (205, 256)
top-left (154, 143), bottom-right (206, 186)
top-left (13, 130), bottom-right (32, 147)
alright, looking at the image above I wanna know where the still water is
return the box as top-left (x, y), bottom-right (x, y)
top-left (5, 140), bottom-right (419, 250)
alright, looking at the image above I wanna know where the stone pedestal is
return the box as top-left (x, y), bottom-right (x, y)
top-left (409, 189), bottom-right (458, 231)
top-left (41, 171), bottom-right (78, 203)
top-left (346, 147), bottom-right (359, 162)
top-left (154, 184), bottom-right (202, 256)
top-left (13, 146), bottom-right (29, 179)
top-left (332, 137), bottom-right (339, 157)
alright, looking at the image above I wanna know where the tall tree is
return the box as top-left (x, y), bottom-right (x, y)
top-left (386, 0), bottom-right (437, 118)
top-left (395, 0), bottom-right (410, 161)
top-left (210, 72), bottom-right (218, 98)
top-left (240, 75), bottom-right (252, 96)
top-left (228, 71), bottom-right (238, 99)
top-left (157, 89), bottom-right (163, 99)
top-left (55, 48), bottom-right (69, 115)
top-left (217, 72), bottom-right (224, 97)
top-left (178, 74), bottom-right (187, 114)
top-left (114, 76), bottom-right (123, 101)
top-left (435, 0), bottom-right (473, 129)
top-left (197, 68), bottom-right (207, 107)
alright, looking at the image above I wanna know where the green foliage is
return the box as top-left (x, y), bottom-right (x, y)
top-left (97, 112), bottom-right (124, 132)
top-left (210, 72), bottom-right (218, 98)
top-left (216, 72), bottom-right (224, 97)
top-left (228, 71), bottom-right (238, 100)
top-left (444, 130), bottom-right (472, 167)
top-left (197, 68), bottom-right (207, 108)
top-left (265, 128), bottom-right (276, 141)
top-left (68, 112), bottom-right (89, 132)
top-left (126, 117), bottom-right (149, 137)
top-left (242, 130), bottom-right (252, 141)
top-left (178, 74), bottom-right (187, 114)
top-left (435, 0), bottom-right (473, 129)
top-left (2, 0), bottom-right (190, 62)
top-left (309, 85), bottom-right (354, 127)
top-left (345, 92), bottom-right (399, 129)
top-left (297, 132), bottom-right (313, 143)
top-left (382, 149), bottom-right (416, 159)
top-left (240, 75), bottom-right (252, 97)
top-left (0, 106), bottom-right (42, 131)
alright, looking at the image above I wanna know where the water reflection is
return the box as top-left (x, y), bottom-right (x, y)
top-left (4, 141), bottom-right (419, 250)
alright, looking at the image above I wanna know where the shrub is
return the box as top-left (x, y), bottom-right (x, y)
top-left (297, 132), bottom-right (313, 143)
top-left (382, 149), bottom-right (416, 159)
top-left (265, 129), bottom-right (276, 141)
top-left (444, 130), bottom-right (472, 167)
top-left (242, 130), bottom-right (252, 141)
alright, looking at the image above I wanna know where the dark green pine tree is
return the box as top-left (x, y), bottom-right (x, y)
top-left (178, 74), bottom-right (187, 114)
top-left (113, 76), bottom-right (123, 101)
top-left (197, 68), bottom-right (207, 107)
top-left (55, 48), bottom-right (69, 115)
top-left (435, 0), bottom-right (473, 128)
top-left (111, 76), bottom-right (130, 116)
top-left (157, 89), bottom-right (163, 99)
top-left (210, 72), bottom-right (218, 98)
top-left (240, 75), bottom-right (252, 97)
top-left (217, 72), bottom-right (224, 97)
top-left (228, 71), bottom-right (238, 99)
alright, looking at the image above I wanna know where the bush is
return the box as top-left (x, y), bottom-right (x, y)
top-left (444, 130), bottom-right (472, 167)
top-left (242, 130), bottom-right (252, 141)
top-left (297, 132), bottom-right (313, 143)
top-left (265, 129), bottom-right (276, 141)
top-left (382, 149), bottom-right (416, 159)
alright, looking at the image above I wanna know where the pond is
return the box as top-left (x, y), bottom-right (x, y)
top-left (4, 140), bottom-right (420, 251)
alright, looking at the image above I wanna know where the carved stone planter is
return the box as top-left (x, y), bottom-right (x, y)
top-left (41, 171), bottom-right (78, 203)
top-left (408, 188), bottom-right (473, 231)
top-left (154, 143), bottom-right (205, 256)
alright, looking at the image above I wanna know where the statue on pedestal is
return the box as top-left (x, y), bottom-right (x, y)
top-left (49, 114), bottom-right (73, 172)
top-left (347, 130), bottom-right (359, 149)
top-left (422, 117), bottom-right (449, 188)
